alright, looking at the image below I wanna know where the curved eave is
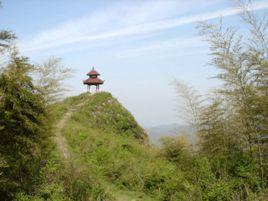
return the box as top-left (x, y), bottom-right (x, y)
top-left (83, 80), bottom-right (104, 85)
top-left (87, 73), bottom-right (100, 76)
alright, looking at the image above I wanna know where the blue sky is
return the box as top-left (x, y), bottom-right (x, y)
top-left (1, 0), bottom-right (268, 128)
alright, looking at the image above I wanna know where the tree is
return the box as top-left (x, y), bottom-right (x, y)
top-left (33, 57), bottom-right (72, 104)
top-left (174, 1), bottom-right (267, 199)
top-left (0, 56), bottom-right (50, 199)
top-left (0, 1), bottom-right (16, 70)
top-left (197, 0), bottom-right (268, 184)
top-left (0, 1), bottom-right (16, 51)
top-left (173, 80), bottom-right (203, 127)
top-left (0, 31), bottom-right (15, 49)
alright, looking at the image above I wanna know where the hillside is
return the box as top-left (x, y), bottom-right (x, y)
top-left (4, 92), bottom-right (268, 201)
top-left (46, 92), bottom-right (189, 200)
top-left (53, 92), bottom-right (148, 143)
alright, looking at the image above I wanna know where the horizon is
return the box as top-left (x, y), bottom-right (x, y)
top-left (1, 0), bottom-right (268, 128)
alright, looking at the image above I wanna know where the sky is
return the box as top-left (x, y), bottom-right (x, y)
top-left (0, 0), bottom-right (268, 128)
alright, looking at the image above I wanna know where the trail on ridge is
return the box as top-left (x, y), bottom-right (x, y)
top-left (52, 102), bottom-right (84, 160)
top-left (52, 110), bottom-right (74, 160)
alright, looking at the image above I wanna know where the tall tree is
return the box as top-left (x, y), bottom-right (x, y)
top-left (196, 0), bottom-right (267, 186)
top-left (0, 56), bottom-right (50, 199)
top-left (174, 1), bottom-right (267, 198)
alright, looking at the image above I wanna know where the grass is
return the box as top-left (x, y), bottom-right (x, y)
top-left (32, 92), bottom-right (268, 201)
top-left (51, 92), bottom-right (191, 200)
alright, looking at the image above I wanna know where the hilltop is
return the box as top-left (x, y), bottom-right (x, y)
top-left (52, 92), bottom-right (148, 143)
top-left (43, 92), bottom-right (189, 200)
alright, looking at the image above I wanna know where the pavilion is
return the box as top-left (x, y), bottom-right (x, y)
top-left (83, 67), bottom-right (104, 93)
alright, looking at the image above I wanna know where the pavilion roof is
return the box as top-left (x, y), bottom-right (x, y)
top-left (87, 68), bottom-right (100, 76)
top-left (83, 77), bottom-right (104, 85)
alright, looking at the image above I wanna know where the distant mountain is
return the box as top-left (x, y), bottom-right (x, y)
top-left (146, 123), bottom-right (197, 145)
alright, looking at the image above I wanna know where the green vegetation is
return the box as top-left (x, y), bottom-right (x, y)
top-left (0, 1), bottom-right (267, 200)
top-left (50, 92), bottom-right (189, 200)
top-left (0, 78), bottom-right (267, 200)
top-left (0, 57), bottom-right (51, 199)
top-left (52, 92), bottom-right (147, 141)
top-left (172, 2), bottom-right (268, 200)
top-left (26, 91), bottom-right (266, 200)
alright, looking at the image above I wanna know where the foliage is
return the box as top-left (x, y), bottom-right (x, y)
top-left (33, 57), bottom-right (72, 105)
top-left (0, 30), bottom-right (15, 49)
top-left (173, 80), bottom-right (203, 126)
top-left (0, 1), bottom-right (267, 200)
top-left (0, 3), bottom-right (16, 64)
top-left (51, 92), bottom-right (196, 200)
top-left (0, 57), bottom-right (51, 199)
top-left (51, 92), bottom-right (148, 142)
top-left (0, 24), bottom-right (16, 69)
top-left (173, 1), bottom-right (268, 200)
top-left (160, 136), bottom-right (193, 169)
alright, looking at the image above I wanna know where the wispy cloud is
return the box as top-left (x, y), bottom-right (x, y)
top-left (20, 0), bottom-right (268, 53)
top-left (115, 36), bottom-right (205, 58)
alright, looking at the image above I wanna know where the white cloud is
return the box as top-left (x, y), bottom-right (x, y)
top-left (115, 36), bottom-right (205, 58)
top-left (19, 0), bottom-right (268, 53)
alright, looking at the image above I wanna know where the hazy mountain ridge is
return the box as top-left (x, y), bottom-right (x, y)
top-left (147, 123), bottom-right (197, 145)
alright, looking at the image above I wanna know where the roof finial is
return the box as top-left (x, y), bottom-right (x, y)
top-left (92, 66), bottom-right (95, 70)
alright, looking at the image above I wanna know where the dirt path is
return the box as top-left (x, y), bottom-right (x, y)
top-left (52, 110), bottom-right (74, 160)
top-left (53, 102), bottom-right (85, 160)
